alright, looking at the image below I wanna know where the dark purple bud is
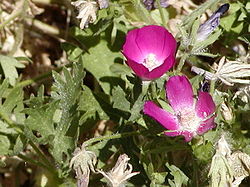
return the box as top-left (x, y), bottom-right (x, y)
top-left (142, 0), bottom-right (169, 10)
top-left (154, 0), bottom-right (169, 9)
top-left (196, 3), bottom-right (230, 42)
top-left (142, 0), bottom-right (154, 10)
top-left (215, 3), bottom-right (230, 15)
top-left (200, 81), bottom-right (210, 92)
top-left (97, 0), bottom-right (109, 9)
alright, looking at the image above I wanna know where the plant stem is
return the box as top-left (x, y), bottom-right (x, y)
top-left (18, 153), bottom-right (53, 173)
top-left (156, 0), bottom-right (167, 27)
top-left (210, 79), bottom-right (216, 95)
top-left (29, 141), bottom-right (55, 170)
top-left (150, 81), bottom-right (157, 99)
top-left (176, 53), bottom-right (189, 73)
top-left (141, 80), bottom-right (150, 96)
top-left (83, 131), bottom-right (140, 147)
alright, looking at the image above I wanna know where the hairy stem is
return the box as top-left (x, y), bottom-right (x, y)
top-left (176, 53), bottom-right (189, 73)
top-left (156, 0), bottom-right (167, 27)
top-left (83, 131), bottom-right (141, 147)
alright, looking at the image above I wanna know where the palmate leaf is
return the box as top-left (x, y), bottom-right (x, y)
top-left (50, 62), bottom-right (85, 163)
top-left (24, 62), bottom-right (85, 165)
top-left (80, 40), bottom-right (122, 94)
top-left (78, 85), bottom-right (109, 125)
top-left (23, 101), bottom-right (59, 143)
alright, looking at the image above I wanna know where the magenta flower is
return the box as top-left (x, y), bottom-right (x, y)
top-left (143, 75), bottom-right (216, 141)
top-left (122, 25), bottom-right (177, 80)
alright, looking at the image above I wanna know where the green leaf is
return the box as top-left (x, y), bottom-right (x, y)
top-left (61, 43), bottom-right (83, 62)
top-left (190, 18), bottom-right (200, 45)
top-left (193, 142), bottom-right (214, 162)
top-left (0, 83), bottom-right (25, 132)
top-left (220, 13), bottom-right (237, 32)
top-left (24, 101), bottom-right (59, 142)
top-left (78, 85), bottom-right (109, 124)
top-left (51, 63), bottom-right (85, 134)
top-left (129, 94), bottom-right (144, 121)
top-left (110, 63), bottom-right (132, 76)
top-left (157, 99), bottom-right (174, 114)
top-left (166, 163), bottom-right (189, 187)
top-left (0, 135), bottom-right (11, 155)
top-left (0, 55), bottom-right (25, 86)
top-left (112, 86), bottom-right (130, 112)
top-left (80, 40), bottom-right (122, 94)
top-left (49, 62), bottom-right (85, 162)
top-left (13, 135), bottom-right (24, 155)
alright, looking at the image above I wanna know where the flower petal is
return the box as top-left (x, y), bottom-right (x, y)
top-left (135, 25), bottom-right (175, 61)
top-left (126, 55), bottom-right (175, 80)
top-left (195, 91), bottom-right (216, 119)
top-left (143, 101), bottom-right (179, 130)
top-left (145, 55), bottom-right (175, 80)
top-left (164, 131), bottom-right (194, 142)
top-left (196, 117), bottom-right (216, 135)
top-left (125, 58), bottom-right (149, 78)
top-left (122, 29), bottom-right (144, 62)
top-left (166, 76), bottom-right (194, 112)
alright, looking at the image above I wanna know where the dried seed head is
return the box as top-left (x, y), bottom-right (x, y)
top-left (228, 151), bottom-right (250, 186)
top-left (192, 57), bottom-right (250, 86)
top-left (71, 0), bottom-right (98, 29)
top-left (208, 135), bottom-right (233, 186)
top-left (216, 134), bottom-right (231, 157)
top-left (221, 102), bottom-right (233, 122)
top-left (98, 154), bottom-right (139, 187)
top-left (70, 146), bottom-right (97, 187)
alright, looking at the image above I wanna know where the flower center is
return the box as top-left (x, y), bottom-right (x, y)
top-left (176, 108), bottom-right (201, 132)
top-left (143, 53), bottom-right (162, 71)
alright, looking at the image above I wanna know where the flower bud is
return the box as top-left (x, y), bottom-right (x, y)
top-left (196, 4), bottom-right (229, 42)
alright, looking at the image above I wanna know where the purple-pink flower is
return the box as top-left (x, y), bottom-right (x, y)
top-left (122, 25), bottom-right (177, 80)
top-left (143, 75), bottom-right (216, 141)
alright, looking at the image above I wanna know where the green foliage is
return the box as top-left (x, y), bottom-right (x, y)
top-left (0, 0), bottom-right (250, 186)
top-left (0, 55), bottom-right (25, 86)
top-left (23, 62), bottom-right (85, 172)
top-left (80, 40), bottom-right (122, 94)
top-left (78, 85), bottom-right (109, 124)
top-left (166, 163), bottom-right (189, 187)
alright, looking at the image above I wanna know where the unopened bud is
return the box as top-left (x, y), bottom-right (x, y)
top-left (196, 4), bottom-right (229, 42)
top-left (97, 0), bottom-right (109, 9)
